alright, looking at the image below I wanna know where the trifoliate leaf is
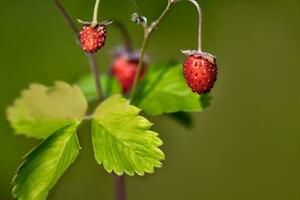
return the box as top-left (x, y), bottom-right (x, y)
top-left (133, 63), bottom-right (211, 115)
top-left (92, 94), bottom-right (165, 176)
top-left (7, 82), bottom-right (87, 139)
top-left (12, 122), bottom-right (80, 200)
top-left (77, 73), bottom-right (121, 102)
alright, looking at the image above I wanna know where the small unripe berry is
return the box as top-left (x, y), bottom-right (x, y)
top-left (79, 25), bottom-right (106, 53)
top-left (183, 52), bottom-right (217, 94)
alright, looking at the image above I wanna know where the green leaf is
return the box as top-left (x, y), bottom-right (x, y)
top-left (92, 94), bottom-right (165, 176)
top-left (12, 122), bottom-right (80, 200)
top-left (77, 73), bottom-right (121, 102)
top-left (7, 82), bottom-right (87, 139)
top-left (134, 63), bottom-right (211, 115)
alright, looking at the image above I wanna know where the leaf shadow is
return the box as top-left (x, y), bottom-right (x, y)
top-left (167, 112), bottom-right (193, 128)
top-left (200, 93), bottom-right (213, 109)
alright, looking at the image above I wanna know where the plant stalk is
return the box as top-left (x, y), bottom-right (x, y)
top-left (186, 0), bottom-right (202, 52)
top-left (53, 0), bottom-right (79, 33)
top-left (88, 53), bottom-right (103, 101)
top-left (53, 0), bottom-right (104, 100)
top-left (129, 34), bottom-right (148, 102)
top-left (53, 1), bottom-right (126, 200)
top-left (92, 0), bottom-right (101, 27)
top-left (129, 1), bottom-right (174, 102)
top-left (114, 175), bottom-right (126, 200)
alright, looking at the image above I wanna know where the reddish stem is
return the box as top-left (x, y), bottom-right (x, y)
top-left (114, 175), bottom-right (126, 200)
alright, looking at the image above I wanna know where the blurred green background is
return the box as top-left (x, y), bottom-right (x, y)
top-left (0, 0), bottom-right (299, 199)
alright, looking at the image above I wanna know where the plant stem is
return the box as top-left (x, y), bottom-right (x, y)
top-left (53, 1), bottom-right (125, 199)
top-left (114, 175), bottom-right (126, 200)
top-left (53, 0), bottom-right (79, 33)
top-left (129, 1), bottom-right (174, 102)
top-left (147, 2), bottom-right (172, 34)
top-left (53, 0), bottom-right (104, 101)
top-left (111, 22), bottom-right (131, 200)
top-left (186, 0), bottom-right (202, 52)
top-left (131, 0), bottom-right (141, 15)
top-left (129, 34), bottom-right (148, 102)
top-left (92, 0), bottom-right (101, 27)
top-left (88, 53), bottom-right (103, 101)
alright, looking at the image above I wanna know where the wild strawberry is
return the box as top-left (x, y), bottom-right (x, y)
top-left (182, 51), bottom-right (217, 94)
top-left (111, 51), bottom-right (147, 93)
top-left (79, 25), bottom-right (106, 53)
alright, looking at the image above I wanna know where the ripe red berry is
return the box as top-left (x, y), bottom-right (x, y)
top-left (183, 53), bottom-right (217, 94)
top-left (112, 55), bottom-right (146, 93)
top-left (79, 25), bottom-right (106, 53)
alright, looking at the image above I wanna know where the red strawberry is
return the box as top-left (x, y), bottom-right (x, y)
top-left (183, 51), bottom-right (217, 94)
top-left (79, 25), bottom-right (106, 53)
top-left (112, 54), bottom-right (146, 93)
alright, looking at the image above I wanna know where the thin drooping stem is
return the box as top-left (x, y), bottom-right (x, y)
top-left (174, 0), bottom-right (202, 51)
top-left (129, 1), bottom-right (174, 102)
top-left (130, 0), bottom-right (204, 101)
top-left (187, 0), bottom-right (202, 52)
top-left (114, 175), bottom-right (126, 200)
top-left (53, 0), bottom-right (104, 101)
top-left (92, 0), bottom-right (101, 27)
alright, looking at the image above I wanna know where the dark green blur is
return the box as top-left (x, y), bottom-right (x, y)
top-left (0, 0), bottom-right (299, 199)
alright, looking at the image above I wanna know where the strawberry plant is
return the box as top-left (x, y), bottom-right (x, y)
top-left (6, 0), bottom-right (217, 199)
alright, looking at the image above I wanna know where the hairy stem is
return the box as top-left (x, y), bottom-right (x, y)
top-left (129, 1), bottom-right (174, 102)
top-left (92, 0), bottom-right (101, 27)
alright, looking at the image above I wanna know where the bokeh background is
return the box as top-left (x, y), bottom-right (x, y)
top-left (0, 0), bottom-right (299, 199)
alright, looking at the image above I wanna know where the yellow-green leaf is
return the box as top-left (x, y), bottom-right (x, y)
top-left (92, 94), bottom-right (165, 176)
top-left (7, 82), bottom-right (87, 139)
